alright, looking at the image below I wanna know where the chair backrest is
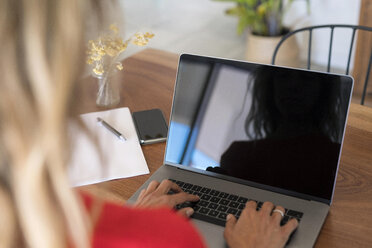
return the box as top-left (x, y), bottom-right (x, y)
top-left (272, 24), bottom-right (372, 105)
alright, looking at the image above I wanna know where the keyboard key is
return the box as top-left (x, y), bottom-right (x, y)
top-left (194, 192), bottom-right (203, 197)
top-left (199, 207), bottom-right (209, 215)
top-left (228, 194), bottom-right (238, 201)
top-left (238, 203), bottom-right (245, 210)
top-left (281, 215), bottom-right (290, 226)
top-left (237, 197), bottom-right (248, 204)
top-left (210, 197), bottom-right (220, 203)
top-left (236, 210), bottom-right (242, 218)
top-left (218, 212), bottom-right (227, 220)
top-left (201, 194), bottom-right (211, 201)
top-left (194, 205), bottom-right (200, 212)
top-left (198, 200), bottom-right (209, 207)
top-left (287, 210), bottom-right (303, 219)
top-left (208, 202), bottom-right (218, 209)
top-left (229, 202), bottom-right (239, 208)
top-left (210, 190), bottom-right (220, 196)
top-left (219, 192), bottom-right (229, 198)
top-left (179, 202), bottom-right (194, 208)
top-left (227, 208), bottom-right (238, 215)
top-left (201, 188), bottom-right (211, 194)
top-left (192, 185), bottom-right (202, 192)
top-left (175, 181), bottom-right (184, 187)
top-left (192, 212), bottom-right (225, 227)
top-left (184, 189), bottom-right (193, 194)
top-left (219, 199), bottom-right (230, 206)
top-left (217, 205), bottom-right (228, 212)
top-left (256, 201), bottom-right (263, 211)
top-left (208, 210), bottom-right (219, 217)
top-left (183, 183), bottom-right (192, 189)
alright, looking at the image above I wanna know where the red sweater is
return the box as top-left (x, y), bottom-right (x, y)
top-left (83, 195), bottom-right (206, 248)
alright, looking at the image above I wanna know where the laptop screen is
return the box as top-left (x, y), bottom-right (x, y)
top-left (165, 54), bottom-right (353, 201)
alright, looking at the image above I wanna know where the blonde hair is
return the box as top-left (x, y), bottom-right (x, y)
top-left (0, 0), bottom-right (114, 247)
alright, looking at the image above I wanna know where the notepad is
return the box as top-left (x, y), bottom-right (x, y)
top-left (68, 107), bottom-right (149, 187)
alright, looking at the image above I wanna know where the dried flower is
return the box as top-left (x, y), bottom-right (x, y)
top-left (116, 63), bottom-right (123, 71)
top-left (87, 24), bottom-right (154, 76)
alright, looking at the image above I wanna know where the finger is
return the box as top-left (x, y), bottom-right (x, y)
top-left (245, 200), bottom-right (257, 210)
top-left (137, 189), bottom-right (146, 201)
top-left (145, 180), bottom-right (160, 194)
top-left (260, 201), bottom-right (275, 215)
top-left (241, 200), bottom-right (257, 218)
top-left (271, 206), bottom-right (285, 224)
top-left (224, 214), bottom-right (237, 242)
top-left (282, 218), bottom-right (299, 237)
top-left (156, 180), bottom-right (182, 195)
top-left (177, 207), bottom-right (195, 218)
top-left (169, 192), bottom-right (200, 206)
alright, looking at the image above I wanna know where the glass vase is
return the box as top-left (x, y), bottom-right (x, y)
top-left (95, 73), bottom-right (120, 107)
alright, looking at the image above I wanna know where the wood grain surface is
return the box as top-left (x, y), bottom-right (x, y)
top-left (79, 48), bottom-right (372, 247)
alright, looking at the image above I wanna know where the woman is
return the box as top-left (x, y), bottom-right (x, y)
top-left (0, 0), bottom-right (297, 247)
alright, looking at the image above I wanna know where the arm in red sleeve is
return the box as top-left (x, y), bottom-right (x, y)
top-left (82, 194), bottom-right (206, 248)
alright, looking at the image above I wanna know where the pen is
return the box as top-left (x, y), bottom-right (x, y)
top-left (97, 117), bottom-right (127, 141)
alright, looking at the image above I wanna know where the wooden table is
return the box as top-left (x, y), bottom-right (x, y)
top-left (80, 48), bottom-right (372, 247)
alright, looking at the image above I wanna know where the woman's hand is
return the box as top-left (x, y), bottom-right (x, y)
top-left (133, 179), bottom-right (200, 218)
top-left (224, 201), bottom-right (298, 248)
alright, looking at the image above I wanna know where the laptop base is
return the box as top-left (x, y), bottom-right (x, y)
top-left (128, 164), bottom-right (329, 247)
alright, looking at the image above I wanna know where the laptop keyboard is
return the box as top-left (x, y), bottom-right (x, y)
top-left (169, 179), bottom-right (303, 227)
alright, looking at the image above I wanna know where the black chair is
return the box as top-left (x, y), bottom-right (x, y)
top-left (272, 24), bottom-right (372, 105)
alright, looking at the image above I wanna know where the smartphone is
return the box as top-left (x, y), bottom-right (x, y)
top-left (132, 109), bottom-right (168, 145)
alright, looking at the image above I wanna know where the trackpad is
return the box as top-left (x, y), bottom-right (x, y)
top-left (192, 218), bottom-right (226, 248)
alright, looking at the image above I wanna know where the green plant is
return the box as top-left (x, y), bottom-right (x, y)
top-left (214, 0), bottom-right (309, 36)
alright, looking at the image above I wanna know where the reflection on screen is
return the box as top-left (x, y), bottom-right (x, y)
top-left (165, 55), bottom-right (352, 200)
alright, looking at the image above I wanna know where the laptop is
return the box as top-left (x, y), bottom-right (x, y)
top-left (128, 54), bottom-right (353, 247)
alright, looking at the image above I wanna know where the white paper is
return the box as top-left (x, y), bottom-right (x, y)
top-left (68, 107), bottom-right (149, 187)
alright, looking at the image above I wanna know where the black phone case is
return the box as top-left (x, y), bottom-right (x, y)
top-left (132, 109), bottom-right (168, 145)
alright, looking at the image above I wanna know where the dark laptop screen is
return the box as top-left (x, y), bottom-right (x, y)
top-left (165, 54), bottom-right (353, 201)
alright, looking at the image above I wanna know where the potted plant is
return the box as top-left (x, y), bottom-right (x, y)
top-left (214, 0), bottom-right (309, 65)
